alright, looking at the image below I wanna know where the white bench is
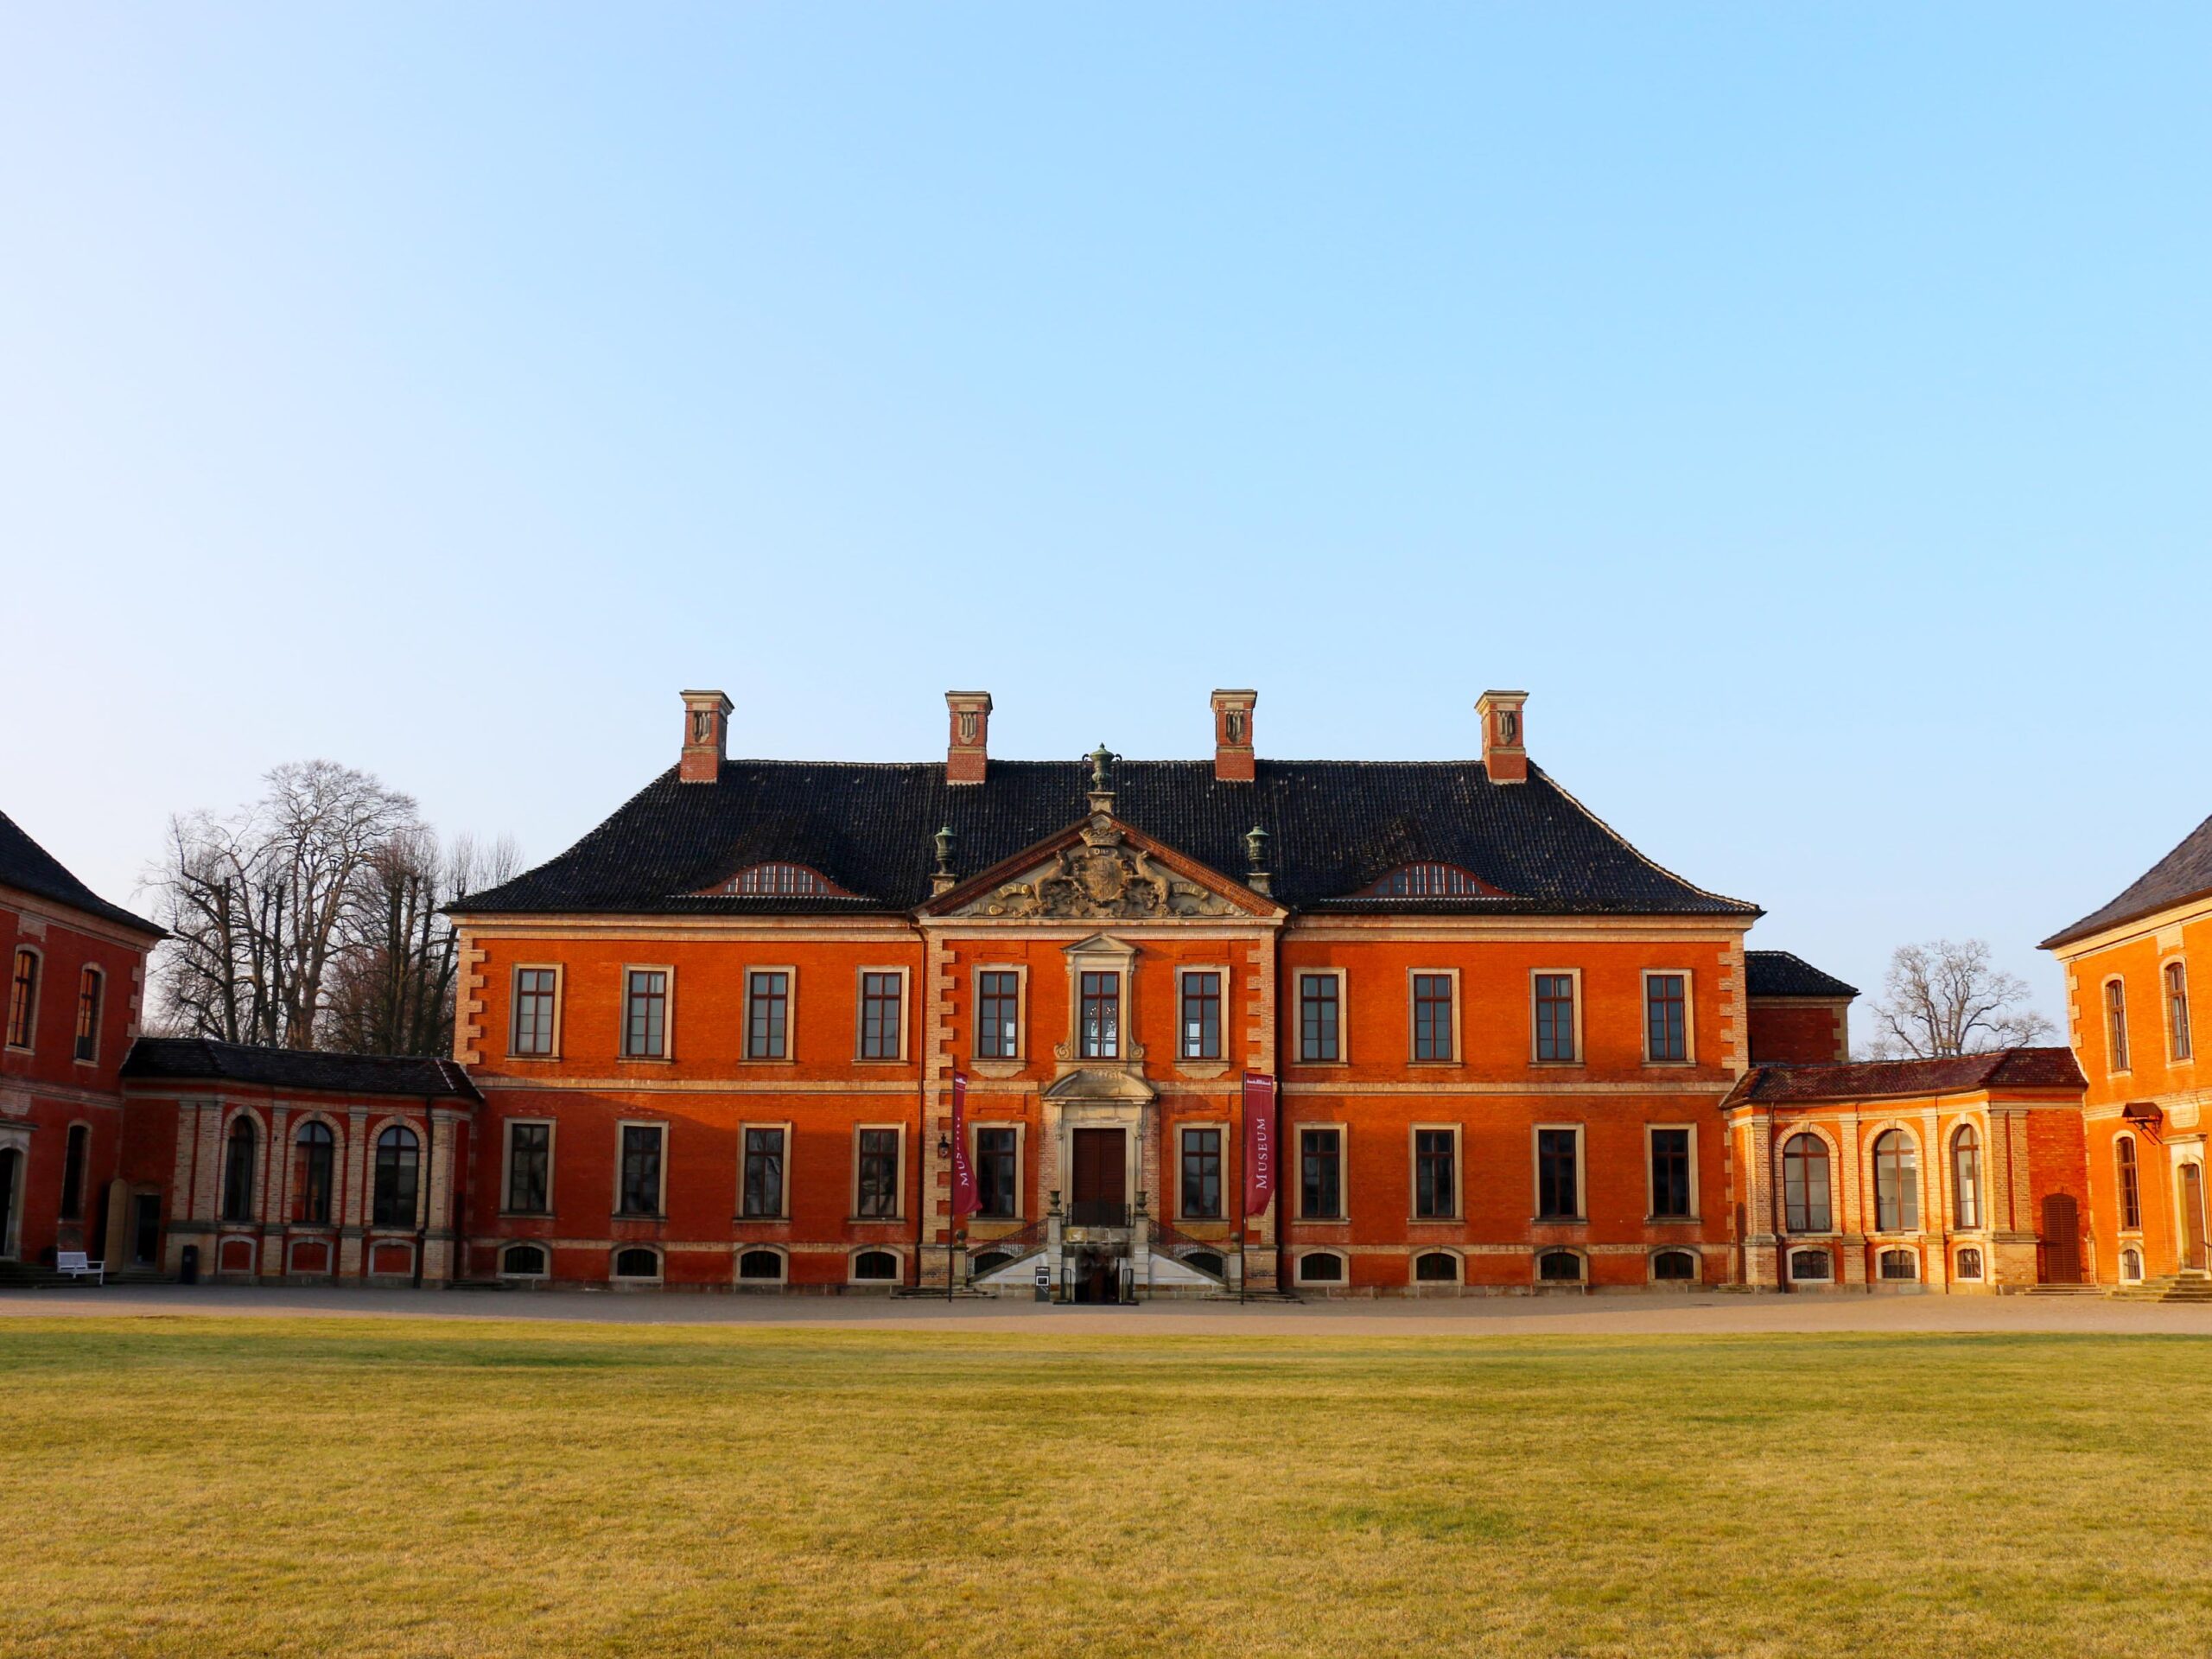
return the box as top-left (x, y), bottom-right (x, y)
top-left (55, 1251), bottom-right (104, 1285)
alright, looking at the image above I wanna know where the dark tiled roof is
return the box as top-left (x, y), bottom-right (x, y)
top-left (0, 808), bottom-right (162, 938)
top-left (1726, 1046), bottom-right (2084, 1107)
top-left (1745, 950), bottom-right (1859, 1000)
top-left (2042, 813), bottom-right (2212, 950)
top-left (122, 1038), bottom-right (480, 1101)
top-left (453, 760), bottom-right (1760, 920)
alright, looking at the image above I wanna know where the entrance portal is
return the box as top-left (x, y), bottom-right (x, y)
top-left (2042, 1192), bottom-right (2081, 1283)
top-left (1069, 1128), bottom-right (1128, 1227)
top-left (2183, 1164), bottom-right (2208, 1272)
top-left (133, 1194), bottom-right (162, 1266)
top-left (1070, 1247), bottom-right (1126, 1304)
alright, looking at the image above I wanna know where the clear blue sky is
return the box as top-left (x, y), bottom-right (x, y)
top-left (4, 5), bottom-right (2208, 1031)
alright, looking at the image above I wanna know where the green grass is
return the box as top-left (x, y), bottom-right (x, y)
top-left (3, 1318), bottom-right (2209, 1657)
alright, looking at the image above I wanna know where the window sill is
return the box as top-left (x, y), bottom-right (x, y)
top-left (847, 1215), bottom-right (905, 1225)
top-left (969, 1059), bottom-right (1025, 1077)
top-left (741, 1057), bottom-right (796, 1067)
top-left (1646, 1214), bottom-right (1702, 1225)
top-left (1642, 1059), bottom-right (1696, 1069)
top-left (734, 1214), bottom-right (789, 1224)
top-left (1408, 1215), bottom-right (1462, 1225)
top-left (1176, 1060), bottom-right (1230, 1078)
top-left (612, 1212), bottom-right (667, 1223)
top-left (617, 1055), bottom-right (673, 1065)
top-left (1293, 1058), bottom-right (1348, 1069)
top-left (1533, 1216), bottom-right (1587, 1226)
top-left (505, 1053), bottom-right (563, 1064)
top-left (498, 1210), bottom-right (555, 1220)
top-left (852, 1058), bottom-right (910, 1067)
top-left (1529, 1060), bottom-right (1584, 1070)
top-left (1407, 1059), bottom-right (1460, 1070)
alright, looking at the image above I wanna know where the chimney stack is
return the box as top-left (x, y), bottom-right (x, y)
top-left (945, 690), bottom-right (992, 785)
top-left (1211, 689), bottom-right (1257, 783)
top-left (679, 690), bottom-right (732, 784)
top-left (1475, 690), bottom-right (1529, 784)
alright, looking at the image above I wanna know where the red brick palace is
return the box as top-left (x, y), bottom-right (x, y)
top-left (3, 691), bottom-right (2105, 1296)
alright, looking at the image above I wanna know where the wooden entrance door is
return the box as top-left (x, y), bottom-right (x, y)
top-left (132, 1195), bottom-right (162, 1266)
top-left (2182, 1165), bottom-right (2208, 1272)
top-left (2042, 1193), bottom-right (2082, 1284)
top-left (1070, 1128), bottom-right (1126, 1226)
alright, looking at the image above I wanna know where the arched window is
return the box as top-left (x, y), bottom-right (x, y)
top-left (850, 1249), bottom-right (898, 1281)
top-left (59, 1124), bottom-right (89, 1221)
top-left (1537, 1249), bottom-right (1584, 1282)
top-left (2116, 1136), bottom-right (2143, 1230)
top-left (1782, 1134), bottom-right (1831, 1232)
top-left (1951, 1125), bottom-right (1982, 1230)
top-left (2120, 1248), bottom-right (2144, 1283)
top-left (1359, 863), bottom-right (1497, 898)
top-left (1872, 1130), bottom-right (1919, 1231)
top-left (1652, 1249), bottom-right (1698, 1282)
top-left (221, 1118), bottom-right (257, 1223)
top-left (737, 1249), bottom-right (784, 1281)
top-left (1955, 1248), bottom-right (1984, 1281)
top-left (1414, 1250), bottom-right (1459, 1283)
top-left (613, 1246), bottom-right (660, 1279)
top-left (372, 1127), bottom-right (419, 1229)
top-left (1789, 1249), bottom-right (1832, 1282)
top-left (1298, 1252), bottom-right (1344, 1283)
top-left (2169, 962), bottom-right (2194, 1061)
top-left (501, 1243), bottom-right (548, 1277)
top-left (73, 968), bottom-right (102, 1062)
top-left (705, 863), bottom-right (849, 897)
top-left (7, 947), bottom-right (39, 1048)
top-left (292, 1122), bottom-right (334, 1224)
top-left (1878, 1248), bottom-right (1918, 1281)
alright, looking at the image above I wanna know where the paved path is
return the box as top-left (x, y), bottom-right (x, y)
top-left (3, 1284), bottom-right (2207, 1336)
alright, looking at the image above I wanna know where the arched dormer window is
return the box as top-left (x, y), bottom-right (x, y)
top-left (1357, 863), bottom-right (1501, 899)
top-left (698, 863), bottom-right (852, 898)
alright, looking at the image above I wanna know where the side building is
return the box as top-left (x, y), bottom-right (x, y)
top-left (1, 809), bottom-right (164, 1275)
top-left (447, 686), bottom-right (1804, 1295)
top-left (2043, 814), bottom-right (2212, 1287)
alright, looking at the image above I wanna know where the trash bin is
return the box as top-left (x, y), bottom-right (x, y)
top-left (179, 1244), bottom-right (200, 1285)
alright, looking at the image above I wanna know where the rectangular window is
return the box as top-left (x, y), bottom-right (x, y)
top-left (506, 1122), bottom-right (550, 1213)
top-left (512, 969), bottom-right (558, 1056)
top-left (1299, 974), bottom-right (1340, 1061)
top-left (855, 1128), bottom-right (900, 1217)
top-left (976, 970), bottom-right (1020, 1058)
top-left (622, 970), bottom-right (667, 1058)
top-left (7, 949), bottom-right (36, 1048)
top-left (976, 1127), bottom-right (1018, 1218)
top-left (1180, 1127), bottom-right (1224, 1218)
top-left (1535, 974), bottom-right (1577, 1062)
top-left (73, 968), bottom-right (101, 1062)
top-left (1414, 1128), bottom-right (1457, 1218)
top-left (748, 971), bottom-right (790, 1059)
top-left (2168, 963), bottom-right (2192, 1062)
top-left (2107, 979), bottom-right (2130, 1072)
top-left (1300, 1128), bottom-right (1343, 1220)
top-left (1649, 1128), bottom-right (1692, 1218)
top-left (1180, 972), bottom-right (1222, 1060)
top-left (1646, 974), bottom-right (1687, 1062)
top-left (1080, 971), bottom-right (1120, 1058)
top-left (1537, 1128), bottom-right (1580, 1220)
top-left (860, 972), bottom-right (902, 1059)
top-left (1413, 974), bottom-right (1453, 1061)
top-left (618, 1124), bottom-right (664, 1217)
top-left (742, 1127), bottom-right (785, 1218)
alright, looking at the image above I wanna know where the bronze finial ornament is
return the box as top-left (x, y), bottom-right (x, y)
top-left (1086, 743), bottom-right (1117, 793)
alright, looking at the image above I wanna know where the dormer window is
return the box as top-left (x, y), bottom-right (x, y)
top-left (1361, 863), bottom-right (1497, 899)
top-left (702, 863), bottom-right (850, 898)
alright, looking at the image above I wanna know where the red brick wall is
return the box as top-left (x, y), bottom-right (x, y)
top-left (1747, 999), bottom-right (1849, 1063)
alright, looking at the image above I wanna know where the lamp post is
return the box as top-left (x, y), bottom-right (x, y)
top-left (937, 1131), bottom-right (959, 1301)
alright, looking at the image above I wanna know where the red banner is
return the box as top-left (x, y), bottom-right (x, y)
top-left (1242, 1071), bottom-right (1276, 1217)
top-left (949, 1072), bottom-right (981, 1219)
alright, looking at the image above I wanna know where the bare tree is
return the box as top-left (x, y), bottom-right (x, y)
top-left (323, 830), bottom-right (521, 1056)
top-left (1863, 938), bottom-right (2055, 1059)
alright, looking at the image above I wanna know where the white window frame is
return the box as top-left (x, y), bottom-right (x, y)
top-left (1648, 1248), bottom-right (1701, 1285)
top-left (619, 963), bottom-right (675, 1062)
top-left (2163, 957), bottom-right (2193, 1064)
top-left (854, 965), bottom-right (911, 1064)
top-left (609, 1244), bottom-right (664, 1282)
top-left (499, 1241), bottom-right (552, 1281)
top-left (851, 1122), bottom-right (907, 1222)
top-left (1407, 966), bottom-right (1462, 1065)
top-left (1644, 1122), bottom-right (1700, 1222)
top-left (1408, 1122), bottom-right (1463, 1222)
top-left (1533, 1247), bottom-right (1586, 1285)
top-left (509, 962), bottom-right (565, 1059)
top-left (1532, 1122), bottom-right (1586, 1224)
top-left (743, 963), bottom-right (798, 1063)
top-left (1175, 964), bottom-right (1231, 1065)
top-left (1295, 1121), bottom-right (1349, 1223)
top-left (613, 1119), bottom-right (669, 1219)
top-left (2103, 975), bottom-right (2131, 1076)
top-left (1529, 966), bottom-right (1585, 1065)
top-left (1062, 937), bottom-right (1137, 1063)
top-left (1295, 968), bottom-right (1349, 1065)
top-left (1409, 1247), bottom-right (1464, 1287)
top-left (970, 1119), bottom-right (1026, 1223)
top-left (1641, 969), bottom-right (1696, 1065)
top-left (847, 1245), bottom-right (905, 1286)
top-left (1174, 1121), bottom-right (1229, 1223)
top-left (972, 963), bottom-right (1028, 1063)
top-left (1787, 1245), bottom-right (1834, 1283)
top-left (500, 1116), bottom-right (557, 1216)
top-left (6, 944), bottom-right (41, 1052)
top-left (738, 1120), bottom-right (794, 1221)
top-left (70, 963), bottom-right (103, 1067)
top-left (1294, 1249), bottom-right (1348, 1286)
top-left (734, 1244), bottom-right (789, 1286)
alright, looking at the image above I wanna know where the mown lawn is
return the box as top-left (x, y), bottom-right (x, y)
top-left (1, 1318), bottom-right (2207, 1658)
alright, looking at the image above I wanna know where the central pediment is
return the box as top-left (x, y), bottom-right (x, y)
top-left (933, 810), bottom-right (1269, 922)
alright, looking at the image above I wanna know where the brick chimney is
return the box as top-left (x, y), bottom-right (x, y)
top-left (945, 690), bottom-right (992, 785)
top-left (1475, 690), bottom-right (1529, 785)
top-left (1210, 689), bottom-right (1257, 783)
top-left (679, 689), bottom-right (732, 784)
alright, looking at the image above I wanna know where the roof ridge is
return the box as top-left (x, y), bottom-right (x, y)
top-left (1524, 765), bottom-right (1762, 918)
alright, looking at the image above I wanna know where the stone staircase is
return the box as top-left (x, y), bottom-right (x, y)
top-left (2022, 1281), bottom-right (2103, 1297)
top-left (2108, 1271), bottom-right (2212, 1305)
